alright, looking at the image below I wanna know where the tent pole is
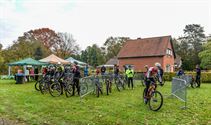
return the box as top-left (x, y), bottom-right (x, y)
top-left (8, 66), bottom-right (11, 76)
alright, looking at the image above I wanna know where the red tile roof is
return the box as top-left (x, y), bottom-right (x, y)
top-left (118, 35), bottom-right (175, 58)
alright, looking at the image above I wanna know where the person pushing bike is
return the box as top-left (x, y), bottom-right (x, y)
top-left (195, 64), bottom-right (201, 88)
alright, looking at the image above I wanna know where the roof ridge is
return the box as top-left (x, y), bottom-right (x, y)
top-left (128, 35), bottom-right (171, 41)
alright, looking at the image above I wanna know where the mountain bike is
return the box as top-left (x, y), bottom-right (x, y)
top-left (115, 75), bottom-right (125, 91)
top-left (80, 78), bottom-right (89, 96)
top-left (143, 81), bottom-right (163, 111)
top-left (93, 76), bottom-right (103, 97)
top-left (49, 73), bottom-right (74, 97)
top-left (35, 74), bottom-right (50, 91)
top-left (189, 75), bottom-right (197, 88)
top-left (39, 75), bottom-right (53, 94)
top-left (104, 75), bottom-right (112, 95)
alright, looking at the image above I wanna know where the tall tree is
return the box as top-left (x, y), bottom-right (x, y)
top-left (34, 47), bottom-right (43, 60)
top-left (81, 50), bottom-right (88, 63)
top-left (103, 37), bottom-right (129, 61)
top-left (26, 28), bottom-right (60, 49)
top-left (178, 24), bottom-right (205, 70)
top-left (55, 32), bottom-right (79, 58)
top-left (0, 43), bottom-right (4, 64)
top-left (84, 44), bottom-right (105, 66)
top-left (199, 40), bottom-right (211, 69)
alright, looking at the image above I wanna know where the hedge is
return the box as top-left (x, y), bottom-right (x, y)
top-left (134, 72), bottom-right (211, 83)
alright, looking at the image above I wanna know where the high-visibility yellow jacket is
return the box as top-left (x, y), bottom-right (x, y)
top-left (126, 69), bottom-right (134, 78)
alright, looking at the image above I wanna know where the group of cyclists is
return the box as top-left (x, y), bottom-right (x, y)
top-left (41, 61), bottom-right (81, 96)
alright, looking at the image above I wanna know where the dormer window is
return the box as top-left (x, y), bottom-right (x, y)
top-left (166, 48), bottom-right (172, 56)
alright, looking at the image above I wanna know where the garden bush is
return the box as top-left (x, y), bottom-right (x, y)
top-left (135, 72), bottom-right (211, 83)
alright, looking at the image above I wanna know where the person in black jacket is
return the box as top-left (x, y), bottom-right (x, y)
top-left (101, 65), bottom-right (106, 75)
top-left (195, 64), bottom-right (201, 88)
top-left (72, 62), bottom-right (81, 96)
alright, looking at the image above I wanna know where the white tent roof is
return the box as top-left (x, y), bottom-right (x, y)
top-left (39, 54), bottom-right (70, 64)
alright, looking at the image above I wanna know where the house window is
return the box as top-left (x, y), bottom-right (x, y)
top-left (166, 48), bottom-right (172, 56)
top-left (166, 64), bottom-right (171, 72)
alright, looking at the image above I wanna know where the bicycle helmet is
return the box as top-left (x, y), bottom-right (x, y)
top-left (151, 68), bottom-right (158, 74)
top-left (155, 62), bottom-right (161, 67)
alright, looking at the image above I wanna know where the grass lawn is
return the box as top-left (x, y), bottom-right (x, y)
top-left (0, 80), bottom-right (211, 125)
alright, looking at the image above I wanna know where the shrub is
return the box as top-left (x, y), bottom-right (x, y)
top-left (134, 72), bottom-right (211, 83)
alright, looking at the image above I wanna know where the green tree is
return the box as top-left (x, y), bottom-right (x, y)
top-left (178, 24), bottom-right (205, 70)
top-left (199, 40), bottom-right (211, 69)
top-left (103, 37), bottom-right (129, 61)
top-left (84, 44), bottom-right (105, 66)
top-left (34, 47), bottom-right (43, 60)
top-left (0, 43), bottom-right (4, 69)
top-left (81, 50), bottom-right (88, 63)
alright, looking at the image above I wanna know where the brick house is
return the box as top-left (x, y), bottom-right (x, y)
top-left (117, 36), bottom-right (176, 72)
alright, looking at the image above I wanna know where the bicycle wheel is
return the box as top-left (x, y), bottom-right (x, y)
top-left (39, 82), bottom-right (50, 94)
top-left (106, 80), bottom-right (110, 95)
top-left (191, 81), bottom-right (197, 88)
top-left (49, 83), bottom-right (62, 97)
top-left (65, 83), bottom-right (73, 97)
top-left (148, 91), bottom-right (163, 111)
top-left (35, 80), bottom-right (41, 91)
top-left (116, 80), bottom-right (124, 91)
top-left (143, 88), bottom-right (147, 99)
top-left (80, 82), bottom-right (88, 96)
top-left (96, 85), bottom-right (100, 97)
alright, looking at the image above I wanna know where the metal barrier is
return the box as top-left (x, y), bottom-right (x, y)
top-left (79, 76), bottom-right (95, 98)
top-left (178, 75), bottom-right (193, 86)
top-left (171, 77), bottom-right (187, 109)
top-left (79, 74), bottom-right (127, 98)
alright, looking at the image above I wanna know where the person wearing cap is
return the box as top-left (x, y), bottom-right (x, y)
top-left (126, 65), bottom-right (134, 89)
top-left (144, 63), bottom-right (159, 104)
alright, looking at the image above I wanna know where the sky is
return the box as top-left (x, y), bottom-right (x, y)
top-left (0, 0), bottom-right (211, 50)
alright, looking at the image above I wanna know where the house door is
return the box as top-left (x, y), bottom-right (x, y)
top-left (166, 64), bottom-right (171, 72)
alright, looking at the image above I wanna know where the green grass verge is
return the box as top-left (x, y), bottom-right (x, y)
top-left (0, 80), bottom-right (211, 125)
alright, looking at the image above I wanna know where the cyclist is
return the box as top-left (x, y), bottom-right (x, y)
top-left (101, 65), bottom-right (106, 75)
top-left (56, 63), bottom-right (65, 94)
top-left (114, 64), bottom-right (120, 83)
top-left (144, 64), bottom-right (158, 104)
top-left (123, 65), bottom-right (128, 82)
top-left (72, 62), bottom-right (81, 96)
top-left (143, 65), bottom-right (149, 85)
top-left (155, 63), bottom-right (164, 86)
top-left (126, 65), bottom-right (134, 89)
top-left (195, 64), bottom-right (201, 88)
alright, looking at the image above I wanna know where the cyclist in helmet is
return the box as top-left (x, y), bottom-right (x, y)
top-left (144, 64), bottom-right (158, 104)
